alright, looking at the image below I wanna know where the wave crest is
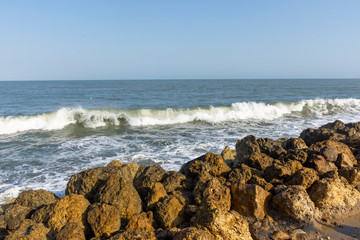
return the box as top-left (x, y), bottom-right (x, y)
top-left (1, 98), bottom-right (360, 135)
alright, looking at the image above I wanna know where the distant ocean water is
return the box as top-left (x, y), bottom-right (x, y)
top-left (1, 79), bottom-right (360, 203)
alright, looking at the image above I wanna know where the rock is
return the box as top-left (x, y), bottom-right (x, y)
top-left (133, 165), bottom-right (166, 200)
top-left (193, 209), bottom-right (253, 240)
top-left (285, 168), bottom-right (319, 189)
top-left (307, 155), bottom-right (337, 175)
top-left (180, 160), bottom-right (212, 180)
top-left (312, 140), bottom-right (356, 162)
top-left (47, 194), bottom-right (90, 233)
top-left (282, 138), bottom-right (308, 150)
top-left (191, 153), bottom-right (231, 178)
top-left (165, 227), bottom-right (215, 240)
top-left (285, 149), bottom-right (308, 164)
top-left (321, 120), bottom-right (346, 132)
top-left (221, 146), bottom-right (238, 168)
top-left (162, 171), bottom-right (188, 193)
top-left (172, 191), bottom-right (194, 206)
top-left (31, 204), bottom-right (53, 226)
top-left (0, 199), bottom-right (15, 215)
top-left (97, 174), bottom-right (142, 222)
top-left (66, 163), bottom-right (135, 202)
top-left (272, 186), bottom-right (315, 222)
top-left (5, 219), bottom-right (50, 240)
top-left (236, 135), bottom-right (261, 162)
top-left (106, 160), bottom-right (124, 167)
top-left (289, 229), bottom-right (310, 240)
top-left (308, 177), bottom-right (360, 210)
top-left (300, 128), bottom-right (346, 146)
top-left (146, 182), bottom-right (168, 210)
top-left (336, 153), bottom-right (354, 168)
top-left (56, 222), bottom-right (86, 240)
top-left (201, 178), bottom-right (231, 212)
top-left (126, 212), bottom-right (154, 231)
top-left (227, 168), bottom-right (252, 184)
top-left (87, 203), bottom-right (121, 237)
top-left (257, 138), bottom-right (286, 159)
top-left (248, 175), bottom-right (273, 192)
top-left (271, 230), bottom-right (290, 240)
top-left (320, 147), bottom-right (338, 162)
top-left (154, 195), bottom-right (185, 229)
top-left (231, 183), bottom-right (272, 220)
top-left (14, 189), bottom-right (58, 210)
top-left (284, 160), bottom-right (303, 175)
top-left (4, 204), bottom-right (31, 230)
top-left (264, 160), bottom-right (292, 182)
top-left (338, 167), bottom-right (360, 185)
top-left (246, 152), bottom-right (274, 171)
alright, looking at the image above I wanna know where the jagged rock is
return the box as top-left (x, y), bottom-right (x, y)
top-left (307, 155), bottom-right (337, 175)
top-left (5, 219), bottom-right (50, 240)
top-left (264, 160), bottom-right (292, 182)
top-left (14, 189), bottom-right (58, 210)
top-left (106, 160), bottom-right (124, 167)
top-left (133, 165), bottom-right (166, 200)
top-left (227, 168), bottom-right (252, 184)
top-left (162, 171), bottom-right (188, 193)
top-left (285, 149), bottom-right (308, 164)
top-left (221, 146), bottom-right (238, 168)
top-left (97, 174), bottom-right (142, 222)
top-left (271, 230), bottom-right (290, 240)
top-left (66, 163), bottom-right (135, 202)
top-left (146, 182), bottom-right (168, 210)
top-left (310, 140), bottom-right (356, 162)
top-left (0, 199), bottom-right (15, 215)
top-left (246, 152), bottom-right (274, 171)
top-left (282, 138), bottom-right (308, 150)
top-left (193, 209), bottom-right (253, 240)
top-left (126, 212), bottom-right (154, 231)
top-left (272, 186), bottom-right (315, 222)
top-left (300, 128), bottom-right (346, 146)
top-left (87, 203), bottom-right (121, 237)
top-left (336, 153), bottom-right (354, 168)
top-left (200, 178), bottom-right (231, 212)
top-left (180, 160), bottom-right (212, 180)
top-left (192, 153), bottom-right (231, 177)
top-left (248, 175), bottom-right (273, 192)
top-left (154, 195), bottom-right (185, 229)
top-left (164, 227), bottom-right (215, 240)
top-left (289, 229), bottom-right (310, 240)
top-left (321, 120), bottom-right (346, 132)
top-left (4, 204), bottom-right (31, 230)
top-left (308, 177), bottom-right (360, 210)
top-left (338, 166), bottom-right (360, 185)
top-left (56, 222), bottom-right (86, 240)
top-left (47, 194), bottom-right (90, 233)
top-left (284, 160), bottom-right (303, 175)
top-left (236, 135), bottom-right (261, 162)
top-left (285, 168), bottom-right (319, 189)
top-left (231, 183), bottom-right (272, 220)
top-left (320, 147), bottom-right (338, 162)
top-left (172, 191), bottom-right (193, 206)
top-left (257, 138), bottom-right (286, 159)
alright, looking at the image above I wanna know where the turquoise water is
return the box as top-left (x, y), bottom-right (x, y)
top-left (1, 79), bottom-right (360, 202)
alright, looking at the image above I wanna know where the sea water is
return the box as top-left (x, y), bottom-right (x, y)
top-left (0, 79), bottom-right (360, 203)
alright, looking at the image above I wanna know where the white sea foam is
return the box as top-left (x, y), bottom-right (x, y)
top-left (1, 98), bottom-right (360, 135)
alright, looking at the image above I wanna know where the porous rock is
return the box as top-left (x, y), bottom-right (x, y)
top-left (133, 165), bottom-right (166, 200)
top-left (285, 168), bottom-right (319, 189)
top-left (87, 203), bottom-right (121, 237)
top-left (154, 195), bottom-right (185, 229)
top-left (161, 171), bottom-right (188, 193)
top-left (236, 135), bottom-right (261, 162)
top-left (201, 178), bottom-right (231, 212)
top-left (4, 204), bottom-right (31, 230)
top-left (165, 227), bottom-right (215, 240)
top-left (146, 182), bottom-right (168, 210)
top-left (5, 219), bottom-right (50, 240)
top-left (14, 189), bottom-right (58, 210)
top-left (56, 222), bottom-right (86, 240)
top-left (246, 152), bottom-right (274, 171)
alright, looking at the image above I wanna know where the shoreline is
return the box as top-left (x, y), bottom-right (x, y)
top-left (1, 120), bottom-right (360, 239)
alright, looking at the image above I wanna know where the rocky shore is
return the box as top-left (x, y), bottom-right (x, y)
top-left (2, 120), bottom-right (360, 240)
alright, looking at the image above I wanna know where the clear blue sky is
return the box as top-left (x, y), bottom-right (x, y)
top-left (1, 0), bottom-right (360, 80)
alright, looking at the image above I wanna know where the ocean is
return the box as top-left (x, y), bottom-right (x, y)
top-left (1, 79), bottom-right (360, 203)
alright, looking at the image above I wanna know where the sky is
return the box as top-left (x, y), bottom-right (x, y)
top-left (0, 1), bottom-right (360, 80)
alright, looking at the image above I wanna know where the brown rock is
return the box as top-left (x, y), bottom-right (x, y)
top-left (47, 194), bottom-right (90, 233)
top-left (285, 168), bottom-right (319, 189)
top-left (227, 168), bottom-right (252, 184)
top-left (87, 203), bottom-right (121, 237)
top-left (236, 135), bottom-right (261, 161)
top-left (106, 160), bottom-right (124, 167)
top-left (336, 153), bottom-right (354, 168)
top-left (257, 138), bottom-right (286, 159)
top-left (264, 161), bottom-right (292, 182)
top-left (97, 174), bottom-right (142, 221)
top-left (188, 153), bottom-right (231, 178)
top-left (246, 152), bottom-right (274, 171)
top-left (285, 149), bottom-right (308, 164)
top-left (166, 227), bottom-right (215, 240)
top-left (154, 195), bottom-right (185, 229)
top-left (162, 171), bottom-right (188, 193)
top-left (14, 189), bottom-right (58, 210)
top-left (339, 166), bottom-right (360, 185)
top-left (282, 138), bottom-right (308, 150)
top-left (126, 212), bottom-right (154, 231)
top-left (172, 191), bottom-right (193, 206)
top-left (31, 204), bottom-right (53, 225)
top-left (4, 204), bottom-right (31, 230)
top-left (248, 175), bottom-right (274, 192)
top-left (320, 147), bottom-right (338, 162)
top-left (201, 178), bottom-right (231, 212)
top-left (271, 230), bottom-right (290, 240)
top-left (308, 155), bottom-right (337, 175)
top-left (221, 146), bottom-right (238, 168)
top-left (272, 186), bottom-right (315, 222)
top-left (300, 128), bottom-right (346, 146)
top-left (133, 165), bottom-right (166, 199)
top-left (284, 160), bottom-right (303, 175)
top-left (180, 160), bottom-right (212, 180)
top-left (231, 183), bottom-right (272, 220)
top-left (5, 219), bottom-right (50, 240)
top-left (321, 120), bottom-right (346, 132)
top-left (56, 222), bottom-right (86, 240)
top-left (146, 182), bottom-right (168, 210)
top-left (193, 209), bottom-right (253, 240)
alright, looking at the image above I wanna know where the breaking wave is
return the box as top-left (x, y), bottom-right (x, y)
top-left (1, 98), bottom-right (360, 135)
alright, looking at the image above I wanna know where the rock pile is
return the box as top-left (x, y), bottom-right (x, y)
top-left (1, 120), bottom-right (360, 239)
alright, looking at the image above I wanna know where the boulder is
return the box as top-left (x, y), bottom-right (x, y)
top-left (321, 120), bottom-right (346, 132)
top-left (201, 178), bottom-right (231, 212)
top-left (133, 165), bottom-right (166, 199)
top-left (272, 186), bottom-right (315, 222)
top-left (87, 203), bottom-right (121, 237)
top-left (246, 152), bottom-right (274, 171)
top-left (161, 171), bottom-right (188, 193)
top-left (339, 167), bottom-right (360, 185)
top-left (307, 155), bottom-right (337, 175)
top-left (188, 153), bottom-right (231, 178)
top-left (336, 153), bottom-right (354, 168)
top-left (257, 138), bottom-right (286, 159)
top-left (284, 160), bottom-right (303, 175)
top-left (320, 147), bottom-right (338, 162)
top-left (282, 138), bottom-right (308, 150)
top-left (14, 189), bottom-right (58, 210)
top-left (221, 146), bottom-right (238, 168)
top-left (154, 195), bottom-right (185, 229)
top-left (4, 204), bottom-right (31, 230)
top-left (264, 161), bottom-right (292, 182)
top-left (47, 194), bottom-right (90, 233)
top-left (236, 135), bottom-right (261, 161)
top-left (180, 160), bottom-right (212, 180)
top-left (285, 168), bottom-right (319, 189)
top-left (172, 191), bottom-right (194, 206)
top-left (248, 175), bottom-right (273, 192)
top-left (97, 174), bottom-right (142, 222)
top-left (126, 211), bottom-right (154, 231)
top-left (285, 149), bottom-right (308, 164)
top-left (56, 222), bottom-right (86, 240)
top-left (227, 168), bottom-right (252, 184)
top-left (193, 209), bottom-right (253, 240)
top-left (146, 182), bottom-right (168, 210)
top-left (308, 177), bottom-right (360, 210)
top-left (231, 183), bottom-right (271, 220)
top-left (300, 128), bottom-right (346, 146)
top-left (5, 219), bottom-right (50, 240)
top-left (164, 227), bottom-right (215, 240)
